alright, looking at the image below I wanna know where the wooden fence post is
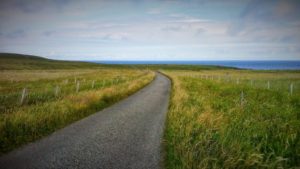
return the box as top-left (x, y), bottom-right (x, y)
top-left (92, 80), bottom-right (95, 89)
top-left (20, 88), bottom-right (27, 105)
top-left (55, 86), bottom-right (60, 96)
top-left (240, 91), bottom-right (244, 106)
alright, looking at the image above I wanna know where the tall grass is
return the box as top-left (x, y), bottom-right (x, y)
top-left (164, 70), bottom-right (300, 169)
top-left (0, 69), bottom-right (148, 113)
top-left (0, 69), bottom-right (154, 154)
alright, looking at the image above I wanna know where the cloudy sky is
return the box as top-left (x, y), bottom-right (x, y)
top-left (0, 0), bottom-right (300, 60)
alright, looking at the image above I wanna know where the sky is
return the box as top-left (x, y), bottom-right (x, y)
top-left (0, 0), bottom-right (300, 61)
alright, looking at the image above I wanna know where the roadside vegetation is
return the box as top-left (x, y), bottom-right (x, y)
top-left (0, 54), bottom-right (154, 154)
top-left (163, 70), bottom-right (300, 169)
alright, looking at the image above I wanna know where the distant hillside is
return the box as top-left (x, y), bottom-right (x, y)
top-left (0, 53), bottom-right (102, 70)
top-left (0, 53), bottom-right (237, 71)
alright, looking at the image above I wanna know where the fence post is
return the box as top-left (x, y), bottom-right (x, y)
top-left (240, 91), bottom-right (244, 106)
top-left (92, 80), bottom-right (95, 89)
top-left (267, 81), bottom-right (270, 90)
top-left (20, 88), bottom-right (27, 105)
top-left (55, 85), bottom-right (60, 97)
top-left (236, 78), bottom-right (239, 85)
top-left (290, 83), bottom-right (294, 95)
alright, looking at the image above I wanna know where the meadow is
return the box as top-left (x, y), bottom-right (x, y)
top-left (1, 53), bottom-right (300, 168)
top-left (163, 69), bottom-right (300, 169)
top-left (0, 54), bottom-right (154, 154)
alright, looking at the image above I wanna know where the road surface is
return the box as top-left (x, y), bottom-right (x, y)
top-left (0, 73), bottom-right (171, 169)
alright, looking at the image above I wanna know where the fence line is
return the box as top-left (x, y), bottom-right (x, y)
top-left (198, 74), bottom-right (298, 95)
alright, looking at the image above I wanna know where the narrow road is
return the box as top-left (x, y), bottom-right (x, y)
top-left (0, 73), bottom-right (171, 169)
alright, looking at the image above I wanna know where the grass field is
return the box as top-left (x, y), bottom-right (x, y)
top-left (0, 54), bottom-right (155, 154)
top-left (2, 53), bottom-right (300, 168)
top-left (163, 70), bottom-right (300, 169)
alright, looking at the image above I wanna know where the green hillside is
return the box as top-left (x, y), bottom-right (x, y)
top-left (0, 53), bottom-right (237, 71)
top-left (0, 53), bottom-right (102, 70)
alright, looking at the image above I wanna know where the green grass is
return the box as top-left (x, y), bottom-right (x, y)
top-left (163, 70), bottom-right (300, 169)
top-left (0, 54), bottom-right (155, 154)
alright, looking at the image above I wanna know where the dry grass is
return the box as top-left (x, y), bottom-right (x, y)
top-left (0, 69), bottom-right (100, 82)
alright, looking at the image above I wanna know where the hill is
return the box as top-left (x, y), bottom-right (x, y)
top-left (0, 53), bottom-right (102, 70)
top-left (0, 53), bottom-right (237, 71)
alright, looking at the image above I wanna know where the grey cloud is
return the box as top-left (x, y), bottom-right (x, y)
top-left (0, 0), bottom-right (71, 13)
top-left (227, 0), bottom-right (300, 36)
top-left (279, 35), bottom-right (300, 43)
top-left (240, 0), bottom-right (275, 21)
top-left (5, 29), bottom-right (26, 39)
top-left (13, 0), bottom-right (47, 13)
top-left (43, 30), bottom-right (56, 37)
top-left (241, 0), bottom-right (300, 22)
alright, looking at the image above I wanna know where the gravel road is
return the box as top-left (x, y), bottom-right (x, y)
top-left (0, 73), bottom-right (170, 169)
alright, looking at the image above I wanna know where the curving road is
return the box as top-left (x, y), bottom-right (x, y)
top-left (0, 73), bottom-right (171, 169)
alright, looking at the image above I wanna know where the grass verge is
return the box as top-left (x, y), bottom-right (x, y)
top-left (164, 70), bottom-right (300, 169)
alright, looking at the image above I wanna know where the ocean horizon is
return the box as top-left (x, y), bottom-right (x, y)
top-left (88, 60), bottom-right (300, 70)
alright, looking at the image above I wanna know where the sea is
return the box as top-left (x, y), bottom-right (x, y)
top-left (90, 60), bottom-right (300, 70)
